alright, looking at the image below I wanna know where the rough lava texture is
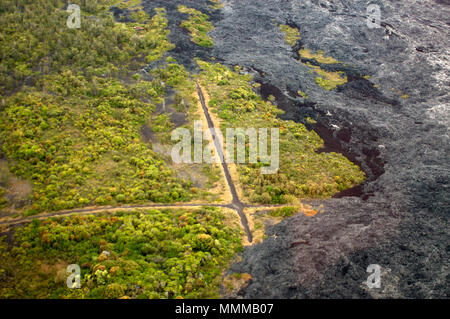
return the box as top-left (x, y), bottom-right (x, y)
top-left (142, 0), bottom-right (449, 298)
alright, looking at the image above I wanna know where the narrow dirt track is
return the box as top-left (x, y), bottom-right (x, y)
top-left (195, 82), bottom-right (253, 242)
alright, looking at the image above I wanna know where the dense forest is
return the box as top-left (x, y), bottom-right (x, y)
top-left (0, 208), bottom-right (243, 298)
top-left (0, 0), bottom-right (200, 215)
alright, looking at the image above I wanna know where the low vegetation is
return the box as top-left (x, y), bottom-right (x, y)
top-left (298, 90), bottom-right (308, 99)
top-left (267, 206), bottom-right (299, 218)
top-left (178, 5), bottom-right (214, 47)
top-left (299, 50), bottom-right (347, 91)
top-left (299, 48), bottom-right (339, 64)
top-left (208, 0), bottom-right (224, 10)
top-left (278, 26), bottom-right (347, 92)
top-left (279, 24), bottom-right (300, 47)
top-left (307, 63), bottom-right (348, 91)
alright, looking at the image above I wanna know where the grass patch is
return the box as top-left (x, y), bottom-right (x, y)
top-left (208, 0), bottom-right (224, 10)
top-left (297, 48), bottom-right (347, 91)
top-left (178, 5), bottom-right (214, 47)
top-left (299, 48), bottom-right (339, 64)
top-left (306, 62), bottom-right (348, 91)
top-left (268, 206), bottom-right (298, 218)
top-left (279, 24), bottom-right (300, 47)
top-left (298, 90), bottom-right (308, 99)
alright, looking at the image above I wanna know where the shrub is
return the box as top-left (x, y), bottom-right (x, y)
top-left (105, 283), bottom-right (125, 299)
top-left (193, 234), bottom-right (214, 252)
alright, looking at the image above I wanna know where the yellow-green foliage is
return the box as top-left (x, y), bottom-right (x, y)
top-left (197, 61), bottom-right (365, 204)
top-left (306, 63), bottom-right (348, 91)
top-left (297, 48), bottom-right (347, 90)
top-left (0, 1), bottom-right (174, 94)
top-left (147, 58), bottom-right (199, 144)
top-left (178, 5), bottom-right (214, 47)
top-left (209, 0), bottom-right (224, 10)
top-left (114, 0), bottom-right (142, 10)
top-left (306, 117), bottom-right (316, 124)
top-left (298, 90), bottom-right (308, 99)
top-left (144, 8), bottom-right (175, 62)
top-left (299, 48), bottom-right (339, 64)
top-left (0, 1), bottom-right (193, 214)
top-left (0, 75), bottom-right (194, 215)
top-left (279, 24), bottom-right (300, 47)
top-left (268, 206), bottom-right (298, 218)
top-left (0, 187), bottom-right (7, 209)
top-left (0, 208), bottom-right (243, 298)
